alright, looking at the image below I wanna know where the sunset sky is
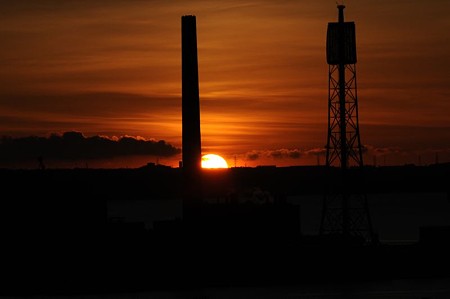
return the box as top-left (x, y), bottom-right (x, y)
top-left (1, 0), bottom-right (449, 168)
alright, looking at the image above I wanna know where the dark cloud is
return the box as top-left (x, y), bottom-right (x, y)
top-left (305, 147), bottom-right (326, 156)
top-left (245, 148), bottom-right (303, 161)
top-left (246, 150), bottom-right (260, 161)
top-left (0, 131), bottom-right (180, 162)
top-left (269, 149), bottom-right (302, 159)
top-left (363, 145), bottom-right (403, 156)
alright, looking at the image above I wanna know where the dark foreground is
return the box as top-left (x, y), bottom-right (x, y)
top-left (25, 278), bottom-right (450, 298)
top-left (1, 164), bottom-right (449, 295)
top-left (3, 238), bottom-right (450, 296)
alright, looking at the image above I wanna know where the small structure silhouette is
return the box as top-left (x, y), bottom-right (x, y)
top-left (37, 156), bottom-right (45, 170)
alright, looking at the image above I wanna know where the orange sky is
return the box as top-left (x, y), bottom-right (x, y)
top-left (1, 0), bottom-right (449, 168)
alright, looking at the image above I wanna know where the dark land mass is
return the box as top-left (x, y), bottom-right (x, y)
top-left (1, 163), bottom-right (450, 296)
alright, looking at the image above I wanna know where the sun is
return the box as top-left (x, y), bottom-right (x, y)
top-left (201, 154), bottom-right (229, 169)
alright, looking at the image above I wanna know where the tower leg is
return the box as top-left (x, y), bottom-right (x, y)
top-left (321, 61), bottom-right (374, 244)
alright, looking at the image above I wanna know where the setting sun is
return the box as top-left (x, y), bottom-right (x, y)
top-left (201, 154), bottom-right (229, 169)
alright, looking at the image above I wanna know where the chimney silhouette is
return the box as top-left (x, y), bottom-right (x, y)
top-left (181, 15), bottom-right (203, 203)
top-left (182, 15), bottom-right (202, 174)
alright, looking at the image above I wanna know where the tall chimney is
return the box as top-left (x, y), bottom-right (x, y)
top-left (181, 15), bottom-right (202, 201)
top-left (182, 15), bottom-right (202, 174)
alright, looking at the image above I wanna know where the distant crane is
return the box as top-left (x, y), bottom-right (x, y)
top-left (320, 5), bottom-right (375, 244)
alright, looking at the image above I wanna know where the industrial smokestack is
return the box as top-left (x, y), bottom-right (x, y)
top-left (181, 15), bottom-right (203, 203)
top-left (181, 15), bottom-right (202, 174)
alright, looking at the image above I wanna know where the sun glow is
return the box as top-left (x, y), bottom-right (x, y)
top-left (201, 154), bottom-right (229, 169)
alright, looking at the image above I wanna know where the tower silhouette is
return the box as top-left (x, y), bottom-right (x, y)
top-left (320, 5), bottom-right (374, 243)
top-left (181, 15), bottom-right (202, 201)
top-left (182, 15), bottom-right (202, 173)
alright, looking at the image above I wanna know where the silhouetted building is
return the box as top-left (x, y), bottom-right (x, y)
top-left (182, 201), bottom-right (300, 244)
top-left (419, 225), bottom-right (450, 247)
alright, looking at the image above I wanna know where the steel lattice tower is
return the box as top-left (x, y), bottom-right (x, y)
top-left (320, 5), bottom-right (374, 244)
